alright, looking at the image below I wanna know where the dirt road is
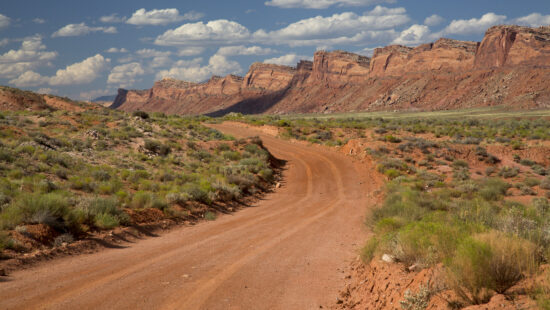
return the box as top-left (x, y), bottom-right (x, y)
top-left (0, 122), bottom-right (380, 310)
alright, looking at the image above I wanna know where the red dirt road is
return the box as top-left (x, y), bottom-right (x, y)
top-left (0, 123), bottom-right (380, 310)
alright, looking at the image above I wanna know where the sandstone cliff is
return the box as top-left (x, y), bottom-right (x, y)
top-left (113, 25), bottom-right (550, 115)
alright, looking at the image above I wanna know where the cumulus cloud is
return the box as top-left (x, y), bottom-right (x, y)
top-left (0, 13), bottom-right (10, 29)
top-left (177, 47), bottom-right (205, 56)
top-left (424, 14), bottom-right (444, 27)
top-left (52, 23), bottom-right (117, 37)
top-left (100, 14), bottom-right (126, 23)
top-left (392, 24), bottom-right (434, 46)
top-left (33, 18), bottom-right (46, 24)
top-left (105, 47), bottom-right (128, 53)
top-left (126, 8), bottom-right (203, 26)
top-left (0, 35), bottom-right (57, 79)
top-left (514, 13), bottom-right (550, 27)
top-left (9, 71), bottom-right (49, 87)
top-left (7, 53), bottom-right (110, 87)
top-left (155, 20), bottom-right (251, 46)
top-left (107, 62), bottom-right (145, 87)
top-left (217, 45), bottom-right (276, 56)
top-left (442, 13), bottom-right (506, 36)
top-left (156, 55), bottom-right (241, 82)
top-left (49, 54), bottom-right (110, 86)
top-left (37, 88), bottom-right (56, 95)
top-left (253, 7), bottom-right (408, 46)
top-left (263, 54), bottom-right (312, 66)
top-left (265, 0), bottom-right (395, 9)
top-left (136, 49), bottom-right (171, 58)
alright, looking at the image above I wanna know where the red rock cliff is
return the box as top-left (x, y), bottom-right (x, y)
top-left (113, 25), bottom-right (550, 115)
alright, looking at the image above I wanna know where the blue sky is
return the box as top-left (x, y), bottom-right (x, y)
top-left (0, 0), bottom-right (549, 100)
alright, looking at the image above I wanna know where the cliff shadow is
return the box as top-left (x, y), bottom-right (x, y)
top-left (206, 88), bottom-right (289, 117)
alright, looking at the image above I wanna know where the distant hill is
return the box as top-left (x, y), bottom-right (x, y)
top-left (92, 95), bottom-right (117, 103)
top-left (0, 86), bottom-right (99, 112)
top-left (113, 25), bottom-right (550, 115)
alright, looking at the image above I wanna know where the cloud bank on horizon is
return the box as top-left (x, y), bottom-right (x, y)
top-left (0, 1), bottom-right (549, 100)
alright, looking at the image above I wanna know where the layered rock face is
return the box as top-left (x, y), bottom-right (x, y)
top-left (113, 25), bottom-right (550, 115)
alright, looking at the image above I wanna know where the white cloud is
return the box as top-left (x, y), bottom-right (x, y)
top-left (49, 54), bottom-right (110, 86)
top-left (105, 47), bottom-right (128, 53)
top-left (392, 24), bottom-right (434, 46)
top-left (150, 56), bottom-right (172, 68)
top-left (253, 7), bottom-right (408, 46)
top-left (33, 18), bottom-right (46, 24)
top-left (107, 62), bottom-right (145, 87)
top-left (37, 88), bottom-right (56, 95)
top-left (442, 13), bottom-right (506, 36)
top-left (265, 0), bottom-right (395, 9)
top-left (424, 14), bottom-right (444, 27)
top-left (100, 14), bottom-right (126, 23)
top-left (0, 13), bottom-right (10, 29)
top-left (177, 47), bottom-right (205, 56)
top-left (8, 54), bottom-right (110, 87)
top-left (156, 55), bottom-right (241, 82)
top-left (217, 45), bottom-right (276, 56)
top-left (136, 48), bottom-right (171, 58)
top-left (263, 54), bottom-right (311, 66)
top-left (52, 23), bottom-right (117, 37)
top-left (155, 20), bottom-right (251, 46)
top-left (514, 13), bottom-right (550, 27)
top-left (126, 8), bottom-right (203, 26)
top-left (9, 71), bottom-right (49, 87)
top-left (0, 35), bottom-right (57, 79)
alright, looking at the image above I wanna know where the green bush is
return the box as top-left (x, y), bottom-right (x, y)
top-left (499, 166), bottom-right (519, 178)
top-left (94, 213), bottom-right (120, 229)
top-left (447, 231), bottom-right (537, 305)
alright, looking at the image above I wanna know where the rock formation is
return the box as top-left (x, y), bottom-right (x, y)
top-left (113, 25), bottom-right (550, 115)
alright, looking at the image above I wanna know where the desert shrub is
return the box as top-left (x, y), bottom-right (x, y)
top-left (453, 169), bottom-right (470, 182)
top-left (211, 181), bottom-right (241, 201)
top-left (92, 169), bottom-right (111, 181)
top-left (361, 237), bottom-right (379, 263)
top-left (183, 184), bottom-right (211, 204)
top-left (541, 177), bottom-right (550, 190)
top-left (532, 165), bottom-right (548, 176)
top-left (499, 166), bottom-right (519, 178)
top-left (227, 173), bottom-right (255, 191)
top-left (165, 192), bottom-right (188, 205)
top-left (452, 160), bottom-right (469, 169)
top-left (392, 220), bottom-right (467, 267)
top-left (53, 233), bottom-right (74, 246)
top-left (385, 135), bottom-right (401, 143)
top-left (447, 232), bottom-right (537, 305)
top-left (258, 168), bottom-right (274, 182)
top-left (400, 282), bottom-right (436, 310)
top-left (222, 151), bottom-right (241, 161)
top-left (69, 176), bottom-right (96, 192)
top-left (94, 213), bottom-right (119, 229)
top-left (520, 159), bottom-right (536, 167)
top-left (132, 111), bottom-right (149, 119)
top-left (204, 211), bottom-right (217, 221)
top-left (478, 178), bottom-right (510, 201)
top-left (10, 193), bottom-right (71, 228)
top-left (0, 231), bottom-right (15, 251)
top-left (144, 139), bottom-right (171, 156)
top-left (524, 178), bottom-right (541, 187)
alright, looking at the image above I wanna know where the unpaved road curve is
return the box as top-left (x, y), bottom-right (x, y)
top-left (0, 122), bottom-right (380, 310)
